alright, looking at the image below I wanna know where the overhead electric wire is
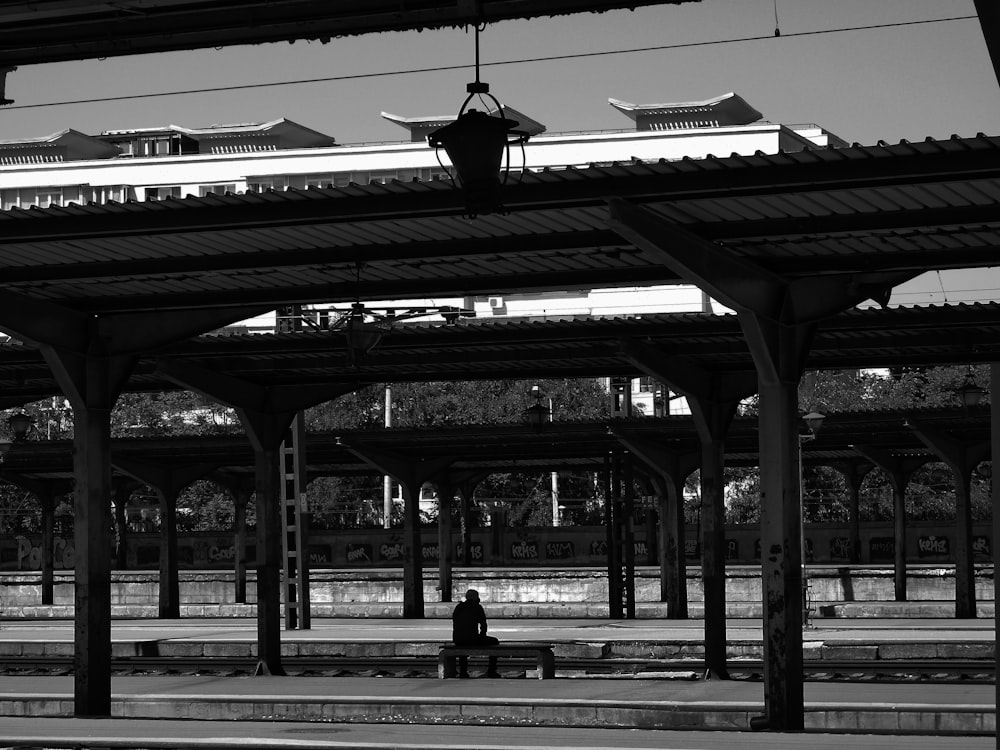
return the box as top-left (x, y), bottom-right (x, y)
top-left (2, 14), bottom-right (977, 111)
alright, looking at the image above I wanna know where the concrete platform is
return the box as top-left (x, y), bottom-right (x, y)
top-left (0, 617), bottom-right (993, 737)
top-left (0, 717), bottom-right (994, 750)
top-left (0, 616), bottom-right (993, 662)
top-left (0, 673), bottom-right (993, 736)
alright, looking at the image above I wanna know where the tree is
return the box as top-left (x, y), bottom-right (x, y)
top-left (303, 378), bottom-right (612, 529)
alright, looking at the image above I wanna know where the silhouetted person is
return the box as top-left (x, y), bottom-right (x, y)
top-left (452, 588), bottom-right (500, 678)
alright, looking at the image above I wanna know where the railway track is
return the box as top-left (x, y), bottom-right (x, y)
top-left (0, 655), bottom-right (993, 682)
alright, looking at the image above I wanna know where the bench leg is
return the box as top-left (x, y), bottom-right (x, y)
top-left (538, 651), bottom-right (555, 679)
top-left (439, 654), bottom-right (457, 679)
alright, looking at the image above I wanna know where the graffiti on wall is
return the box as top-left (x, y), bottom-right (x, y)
top-left (0, 526), bottom-right (993, 569)
top-left (16, 536), bottom-right (74, 569)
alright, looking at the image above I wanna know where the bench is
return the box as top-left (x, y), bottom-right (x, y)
top-left (438, 642), bottom-right (555, 679)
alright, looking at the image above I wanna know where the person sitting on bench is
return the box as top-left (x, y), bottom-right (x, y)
top-left (452, 588), bottom-right (500, 678)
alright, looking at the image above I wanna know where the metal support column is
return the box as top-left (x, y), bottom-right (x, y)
top-left (604, 454), bottom-right (622, 618)
top-left (622, 452), bottom-right (636, 619)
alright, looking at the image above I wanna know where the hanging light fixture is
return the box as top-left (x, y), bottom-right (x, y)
top-left (329, 264), bottom-right (476, 364)
top-left (340, 302), bottom-right (390, 363)
top-left (523, 384), bottom-right (551, 433)
top-left (428, 23), bottom-right (530, 218)
top-left (955, 367), bottom-right (987, 409)
top-left (8, 411), bottom-right (34, 440)
top-left (329, 264), bottom-right (393, 366)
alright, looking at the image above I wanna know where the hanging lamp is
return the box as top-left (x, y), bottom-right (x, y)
top-left (428, 23), bottom-right (529, 218)
top-left (955, 367), bottom-right (987, 408)
top-left (330, 264), bottom-right (393, 366)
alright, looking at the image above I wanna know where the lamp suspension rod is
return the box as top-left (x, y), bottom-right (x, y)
top-left (473, 22), bottom-right (482, 85)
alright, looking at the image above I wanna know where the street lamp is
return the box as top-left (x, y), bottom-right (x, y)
top-left (799, 410), bottom-right (825, 628)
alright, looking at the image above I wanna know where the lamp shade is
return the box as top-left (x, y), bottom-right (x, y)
top-left (802, 411), bottom-right (826, 434)
top-left (428, 109), bottom-right (522, 216)
top-left (344, 317), bottom-right (385, 357)
top-left (956, 375), bottom-right (986, 407)
top-left (7, 411), bottom-right (33, 439)
top-left (524, 402), bottom-right (550, 432)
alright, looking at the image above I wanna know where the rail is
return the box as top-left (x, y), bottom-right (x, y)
top-left (1, 654), bottom-right (992, 683)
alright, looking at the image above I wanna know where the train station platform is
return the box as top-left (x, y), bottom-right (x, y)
top-left (0, 616), bottom-right (994, 663)
top-left (0, 716), bottom-right (993, 750)
top-left (0, 617), bottom-right (993, 742)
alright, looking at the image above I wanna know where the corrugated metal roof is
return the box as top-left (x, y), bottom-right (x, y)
top-left (0, 302), bottom-right (993, 408)
top-left (0, 0), bottom-right (700, 67)
top-left (1, 135), bottom-right (999, 314)
top-left (0, 407), bottom-right (984, 482)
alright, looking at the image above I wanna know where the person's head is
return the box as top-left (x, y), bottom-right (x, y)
top-left (465, 589), bottom-right (480, 603)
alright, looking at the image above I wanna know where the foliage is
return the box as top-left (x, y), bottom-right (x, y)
top-left (798, 365), bottom-right (990, 413)
top-left (304, 378), bottom-right (611, 528)
top-left (307, 475), bottom-right (386, 529)
top-left (724, 467), bottom-right (761, 525)
top-left (727, 365), bottom-right (992, 525)
top-left (4, 365), bottom-right (991, 535)
top-left (0, 485), bottom-right (43, 534)
top-left (176, 480), bottom-right (243, 532)
top-left (112, 391), bottom-right (240, 437)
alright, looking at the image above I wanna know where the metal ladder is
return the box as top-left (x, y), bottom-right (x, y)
top-left (280, 412), bottom-right (310, 629)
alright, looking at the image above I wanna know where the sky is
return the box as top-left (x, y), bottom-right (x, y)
top-left (0, 0), bottom-right (997, 147)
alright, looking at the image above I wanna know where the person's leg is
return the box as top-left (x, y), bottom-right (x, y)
top-left (458, 655), bottom-right (469, 677)
top-left (483, 635), bottom-right (500, 677)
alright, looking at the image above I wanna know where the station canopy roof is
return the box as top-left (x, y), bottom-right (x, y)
top-left (0, 0), bottom-right (700, 67)
top-left (0, 132), bottom-right (992, 480)
top-left (0, 135), bottom-right (997, 318)
top-left (0, 407), bottom-right (988, 486)
top-left (0, 134), bottom-right (994, 404)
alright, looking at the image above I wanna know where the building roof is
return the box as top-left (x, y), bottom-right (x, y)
top-left (382, 106), bottom-right (547, 142)
top-left (0, 129), bottom-right (121, 164)
top-left (608, 92), bottom-right (763, 130)
top-left (0, 1), bottom-right (701, 67)
top-left (0, 301), bottom-right (994, 408)
top-left (98, 118), bottom-right (336, 150)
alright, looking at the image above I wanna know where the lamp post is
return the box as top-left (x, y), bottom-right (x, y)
top-left (523, 385), bottom-right (560, 526)
top-left (799, 411), bottom-right (825, 628)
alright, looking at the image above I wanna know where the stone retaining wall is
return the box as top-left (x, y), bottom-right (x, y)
top-left (0, 566), bottom-right (992, 613)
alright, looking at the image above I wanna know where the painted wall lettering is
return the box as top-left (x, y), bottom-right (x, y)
top-left (829, 537), bottom-right (851, 561)
top-left (917, 535), bottom-right (949, 557)
top-left (15, 536), bottom-right (74, 570)
top-left (379, 541), bottom-right (406, 561)
top-left (869, 537), bottom-right (894, 560)
top-left (545, 541), bottom-right (574, 560)
top-left (510, 540), bottom-right (539, 560)
top-left (346, 543), bottom-right (372, 563)
top-left (972, 535), bottom-right (991, 558)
